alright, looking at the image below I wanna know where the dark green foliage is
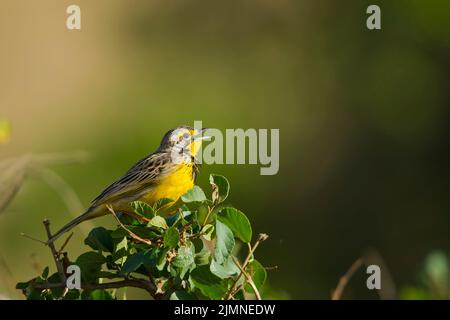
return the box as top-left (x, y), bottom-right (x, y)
top-left (130, 201), bottom-right (155, 219)
top-left (217, 207), bottom-right (252, 243)
top-left (84, 227), bottom-right (114, 253)
top-left (16, 174), bottom-right (267, 300)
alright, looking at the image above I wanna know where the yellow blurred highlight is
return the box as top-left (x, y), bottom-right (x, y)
top-left (0, 119), bottom-right (11, 144)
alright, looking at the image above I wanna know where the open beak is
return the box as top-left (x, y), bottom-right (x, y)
top-left (193, 128), bottom-right (211, 141)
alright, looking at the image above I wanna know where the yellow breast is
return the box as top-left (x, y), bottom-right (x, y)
top-left (141, 164), bottom-right (194, 205)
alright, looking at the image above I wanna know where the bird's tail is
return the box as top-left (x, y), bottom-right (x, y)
top-left (47, 207), bottom-right (100, 244)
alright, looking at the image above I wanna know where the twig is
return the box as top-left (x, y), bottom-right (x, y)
top-left (202, 205), bottom-right (213, 226)
top-left (20, 232), bottom-right (47, 245)
top-left (331, 258), bottom-right (364, 300)
top-left (58, 232), bottom-right (74, 253)
top-left (232, 256), bottom-right (261, 300)
top-left (106, 205), bottom-right (152, 245)
top-left (37, 217), bottom-right (159, 299)
top-left (225, 233), bottom-right (269, 300)
top-left (43, 219), bottom-right (67, 285)
top-left (122, 210), bottom-right (152, 223)
top-left (264, 266), bottom-right (279, 271)
top-left (32, 279), bottom-right (158, 298)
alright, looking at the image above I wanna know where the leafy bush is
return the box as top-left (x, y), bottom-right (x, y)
top-left (16, 174), bottom-right (269, 300)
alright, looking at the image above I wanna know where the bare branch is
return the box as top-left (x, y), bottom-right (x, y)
top-left (32, 279), bottom-right (158, 298)
top-left (225, 233), bottom-right (269, 300)
top-left (34, 217), bottom-right (160, 299)
top-left (58, 232), bottom-right (74, 254)
top-left (43, 219), bottom-right (67, 285)
top-left (232, 256), bottom-right (261, 300)
top-left (20, 232), bottom-right (47, 245)
top-left (331, 258), bottom-right (364, 300)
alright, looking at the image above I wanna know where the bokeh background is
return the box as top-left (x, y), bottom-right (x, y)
top-left (1, 0), bottom-right (450, 299)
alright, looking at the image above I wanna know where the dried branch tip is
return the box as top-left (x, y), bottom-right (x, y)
top-left (258, 233), bottom-right (269, 242)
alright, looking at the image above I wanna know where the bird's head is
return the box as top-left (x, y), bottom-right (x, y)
top-left (158, 126), bottom-right (209, 162)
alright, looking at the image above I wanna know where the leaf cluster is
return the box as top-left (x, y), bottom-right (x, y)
top-left (17, 174), bottom-right (268, 300)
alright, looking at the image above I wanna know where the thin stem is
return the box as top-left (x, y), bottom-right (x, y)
top-left (331, 258), bottom-right (364, 300)
top-left (58, 232), bottom-right (74, 253)
top-left (225, 233), bottom-right (268, 300)
top-left (202, 206), bottom-right (213, 226)
top-left (20, 232), bottom-right (47, 245)
top-left (106, 205), bottom-right (152, 245)
top-left (32, 279), bottom-right (157, 298)
top-left (43, 220), bottom-right (67, 285)
top-left (232, 256), bottom-right (261, 300)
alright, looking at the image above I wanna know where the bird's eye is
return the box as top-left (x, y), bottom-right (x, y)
top-left (182, 133), bottom-right (190, 140)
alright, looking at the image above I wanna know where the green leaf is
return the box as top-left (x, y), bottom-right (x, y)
top-left (195, 245), bottom-right (211, 266)
top-left (47, 273), bottom-right (64, 298)
top-left (201, 224), bottom-right (214, 241)
top-left (214, 220), bottom-right (235, 264)
top-left (234, 289), bottom-right (245, 300)
top-left (153, 197), bottom-right (174, 211)
top-left (16, 281), bottom-right (30, 290)
top-left (217, 208), bottom-right (252, 243)
top-left (27, 288), bottom-right (44, 300)
top-left (148, 216), bottom-right (168, 229)
top-left (117, 213), bottom-right (141, 226)
top-left (115, 236), bottom-right (128, 252)
top-left (130, 201), bottom-right (155, 218)
top-left (156, 248), bottom-right (169, 271)
top-left (113, 237), bottom-right (128, 265)
top-left (75, 252), bottom-right (106, 282)
top-left (172, 243), bottom-right (196, 278)
top-left (75, 252), bottom-right (106, 271)
top-left (209, 174), bottom-right (230, 204)
top-left (170, 290), bottom-right (197, 300)
top-left (164, 227), bottom-right (180, 249)
top-left (121, 251), bottom-right (151, 274)
top-left (166, 210), bottom-right (192, 227)
top-left (190, 266), bottom-right (228, 300)
top-left (84, 227), bottom-right (114, 253)
top-left (41, 266), bottom-right (49, 279)
top-left (210, 257), bottom-right (240, 279)
top-left (181, 186), bottom-right (207, 203)
top-left (244, 260), bottom-right (267, 293)
top-left (195, 203), bottom-right (208, 225)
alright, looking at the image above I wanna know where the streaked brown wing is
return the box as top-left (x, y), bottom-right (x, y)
top-left (90, 152), bottom-right (169, 207)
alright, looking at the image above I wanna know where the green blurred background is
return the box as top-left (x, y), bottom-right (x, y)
top-left (1, 0), bottom-right (450, 299)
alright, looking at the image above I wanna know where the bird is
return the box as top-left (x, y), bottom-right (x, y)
top-left (47, 126), bottom-right (209, 244)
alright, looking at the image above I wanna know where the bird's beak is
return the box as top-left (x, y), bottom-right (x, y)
top-left (193, 128), bottom-right (211, 141)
